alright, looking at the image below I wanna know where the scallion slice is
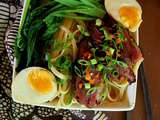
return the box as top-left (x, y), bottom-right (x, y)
top-left (78, 59), bottom-right (90, 66)
top-left (96, 19), bottom-right (102, 26)
top-left (109, 47), bottom-right (115, 55)
top-left (112, 70), bottom-right (119, 78)
top-left (105, 56), bottom-right (112, 63)
top-left (84, 83), bottom-right (91, 89)
top-left (74, 66), bottom-right (82, 77)
top-left (97, 64), bottom-right (104, 71)
top-left (87, 87), bottom-right (97, 96)
top-left (117, 61), bottom-right (128, 68)
top-left (90, 59), bottom-right (97, 65)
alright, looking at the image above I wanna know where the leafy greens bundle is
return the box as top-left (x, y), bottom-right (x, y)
top-left (15, 0), bottom-right (105, 71)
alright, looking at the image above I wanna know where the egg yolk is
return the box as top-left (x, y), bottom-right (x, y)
top-left (27, 69), bottom-right (53, 94)
top-left (119, 6), bottom-right (141, 30)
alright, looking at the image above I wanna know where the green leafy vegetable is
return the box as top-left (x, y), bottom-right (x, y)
top-left (27, 20), bottom-right (44, 66)
top-left (64, 90), bottom-right (74, 105)
top-left (15, 0), bottom-right (105, 70)
top-left (54, 0), bottom-right (81, 7)
top-left (42, 17), bottom-right (63, 40)
top-left (55, 56), bottom-right (72, 71)
top-left (45, 52), bottom-right (52, 69)
top-left (54, 0), bottom-right (105, 18)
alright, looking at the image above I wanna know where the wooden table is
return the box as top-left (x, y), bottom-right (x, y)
top-left (104, 0), bottom-right (160, 120)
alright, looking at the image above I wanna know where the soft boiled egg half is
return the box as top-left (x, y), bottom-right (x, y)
top-left (105, 0), bottom-right (142, 32)
top-left (12, 67), bottom-right (57, 104)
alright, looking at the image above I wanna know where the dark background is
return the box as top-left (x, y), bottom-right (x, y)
top-left (106, 0), bottom-right (160, 119)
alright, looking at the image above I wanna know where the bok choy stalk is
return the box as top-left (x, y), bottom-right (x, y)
top-left (15, 0), bottom-right (31, 68)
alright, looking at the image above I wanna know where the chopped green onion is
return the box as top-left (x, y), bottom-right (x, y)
top-left (87, 87), bottom-right (97, 96)
top-left (78, 59), bottom-right (90, 66)
top-left (90, 59), bottom-right (97, 65)
top-left (107, 66), bottom-right (114, 71)
top-left (102, 42), bottom-right (109, 51)
top-left (119, 33), bottom-right (125, 40)
top-left (99, 57), bottom-right (106, 61)
top-left (103, 72), bottom-right (108, 83)
top-left (91, 48), bottom-right (98, 57)
top-left (117, 61), bottom-right (128, 68)
top-left (84, 83), bottom-right (91, 89)
top-left (112, 40), bottom-right (118, 50)
top-left (112, 60), bottom-right (117, 65)
top-left (77, 25), bottom-right (90, 36)
top-left (97, 64), bottom-right (104, 71)
top-left (119, 43), bottom-right (124, 49)
top-left (112, 70), bottom-right (119, 77)
top-left (100, 27), bottom-right (110, 40)
top-left (105, 56), bottom-right (112, 63)
top-left (96, 19), bottom-right (102, 26)
top-left (109, 48), bottom-right (115, 55)
top-left (67, 32), bottom-right (75, 41)
top-left (74, 66), bottom-right (82, 77)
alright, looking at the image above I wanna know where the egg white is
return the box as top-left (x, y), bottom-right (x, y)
top-left (12, 67), bottom-right (57, 104)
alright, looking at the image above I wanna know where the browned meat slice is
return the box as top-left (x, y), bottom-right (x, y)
top-left (121, 30), bottom-right (143, 64)
top-left (109, 65), bottom-right (135, 84)
top-left (75, 76), bottom-right (105, 108)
